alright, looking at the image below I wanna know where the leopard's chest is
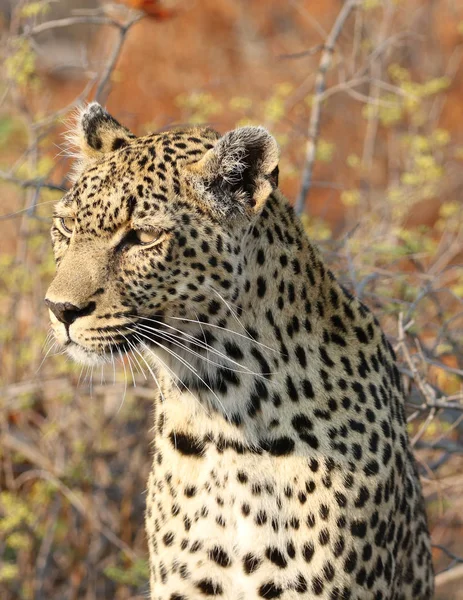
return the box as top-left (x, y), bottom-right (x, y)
top-left (144, 431), bottom-right (390, 598)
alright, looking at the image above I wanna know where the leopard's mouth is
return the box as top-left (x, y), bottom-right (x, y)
top-left (61, 319), bottom-right (166, 367)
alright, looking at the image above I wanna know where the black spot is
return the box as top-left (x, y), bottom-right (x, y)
top-left (319, 528), bottom-right (330, 545)
top-left (323, 562), bottom-right (335, 582)
top-left (265, 547), bottom-right (287, 568)
top-left (319, 504), bottom-right (330, 520)
top-left (259, 583), bottom-right (283, 599)
top-left (292, 413), bottom-right (313, 432)
top-left (309, 458), bottom-right (319, 472)
top-left (306, 512), bottom-right (316, 527)
top-left (196, 579), bottom-right (223, 595)
top-left (237, 471), bottom-right (248, 484)
top-left (251, 348), bottom-right (271, 378)
top-left (351, 520), bottom-right (367, 538)
top-left (293, 574), bottom-right (308, 593)
top-left (348, 420), bottom-right (366, 434)
top-left (299, 432), bottom-right (319, 449)
top-left (362, 543), bottom-right (373, 562)
top-left (255, 510), bottom-right (267, 525)
top-left (302, 379), bottom-right (314, 399)
top-left (302, 542), bottom-right (315, 563)
top-left (261, 436), bottom-right (295, 456)
top-left (224, 341), bottom-right (244, 360)
top-left (355, 327), bottom-right (369, 344)
top-left (364, 460), bottom-right (379, 476)
top-left (320, 347), bottom-right (335, 367)
top-left (243, 553), bottom-right (261, 574)
top-left (208, 300), bottom-right (221, 315)
top-left (287, 542), bottom-right (296, 558)
top-left (170, 432), bottom-right (205, 456)
top-left (312, 577), bottom-right (324, 595)
top-left (286, 376), bottom-right (299, 402)
top-left (334, 537), bottom-right (345, 558)
top-left (208, 546), bottom-right (231, 567)
top-left (354, 486), bottom-right (370, 508)
top-left (163, 532), bottom-right (175, 546)
top-left (185, 485), bottom-right (196, 497)
top-left (335, 491), bottom-right (347, 508)
top-left (288, 282), bottom-right (296, 303)
top-left (294, 345), bottom-right (307, 368)
top-left (112, 137), bottom-right (127, 151)
top-left (126, 194), bottom-right (137, 219)
top-left (344, 550), bottom-right (357, 573)
top-left (257, 276), bottom-right (267, 298)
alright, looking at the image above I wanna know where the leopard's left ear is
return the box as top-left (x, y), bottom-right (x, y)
top-left (187, 126), bottom-right (279, 216)
top-left (66, 103), bottom-right (136, 179)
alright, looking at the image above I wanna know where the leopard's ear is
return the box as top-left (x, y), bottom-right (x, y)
top-left (187, 126), bottom-right (279, 216)
top-left (66, 103), bottom-right (136, 179)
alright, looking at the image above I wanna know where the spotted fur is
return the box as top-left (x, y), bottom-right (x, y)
top-left (46, 103), bottom-right (434, 600)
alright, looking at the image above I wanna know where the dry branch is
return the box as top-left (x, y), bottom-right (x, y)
top-left (435, 563), bottom-right (463, 588)
top-left (295, 0), bottom-right (358, 215)
top-left (0, 170), bottom-right (66, 194)
top-left (94, 14), bottom-right (143, 104)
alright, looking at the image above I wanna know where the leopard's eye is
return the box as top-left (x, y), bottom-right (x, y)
top-left (58, 217), bottom-right (75, 236)
top-left (133, 229), bottom-right (164, 246)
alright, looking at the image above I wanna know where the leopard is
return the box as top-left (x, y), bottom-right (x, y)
top-left (45, 102), bottom-right (434, 600)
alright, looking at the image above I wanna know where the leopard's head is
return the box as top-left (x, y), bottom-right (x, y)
top-left (45, 103), bottom-right (279, 366)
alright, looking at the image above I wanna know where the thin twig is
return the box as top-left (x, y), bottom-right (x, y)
top-left (94, 15), bottom-right (143, 104)
top-left (25, 15), bottom-right (118, 36)
top-left (0, 170), bottom-right (66, 192)
top-left (295, 0), bottom-right (358, 215)
top-left (278, 45), bottom-right (324, 60)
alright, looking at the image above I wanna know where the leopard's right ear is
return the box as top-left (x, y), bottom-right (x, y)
top-left (66, 103), bottom-right (136, 180)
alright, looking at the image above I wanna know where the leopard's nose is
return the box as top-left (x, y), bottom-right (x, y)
top-left (45, 299), bottom-right (96, 326)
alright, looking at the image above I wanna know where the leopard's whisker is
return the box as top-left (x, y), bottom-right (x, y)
top-left (36, 339), bottom-right (58, 374)
top-left (115, 330), bottom-right (147, 381)
top-left (128, 316), bottom-right (276, 375)
top-left (129, 314), bottom-right (256, 369)
top-left (89, 365), bottom-right (95, 397)
top-left (81, 364), bottom-right (91, 386)
top-left (124, 345), bottom-right (137, 387)
top-left (131, 334), bottom-right (210, 418)
top-left (41, 328), bottom-right (53, 352)
top-left (109, 344), bottom-right (116, 385)
top-left (116, 347), bottom-right (129, 415)
top-left (135, 319), bottom-right (258, 373)
top-left (130, 314), bottom-right (281, 354)
top-left (76, 363), bottom-right (85, 388)
top-left (194, 308), bottom-right (212, 386)
top-left (133, 329), bottom-right (230, 420)
top-left (133, 322), bottom-right (265, 377)
top-left (127, 339), bottom-right (171, 441)
top-left (210, 287), bottom-right (255, 340)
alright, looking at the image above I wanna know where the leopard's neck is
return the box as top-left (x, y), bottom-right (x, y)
top-left (143, 191), bottom-right (335, 449)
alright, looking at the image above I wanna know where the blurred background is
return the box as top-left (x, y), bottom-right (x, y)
top-left (0, 0), bottom-right (462, 598)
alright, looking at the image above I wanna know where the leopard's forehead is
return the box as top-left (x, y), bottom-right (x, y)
top-left (61, 127), bottom-right (220, 233)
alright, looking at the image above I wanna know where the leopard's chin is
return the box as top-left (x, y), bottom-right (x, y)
top-left (65, 342), bottom-right (112, 366)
